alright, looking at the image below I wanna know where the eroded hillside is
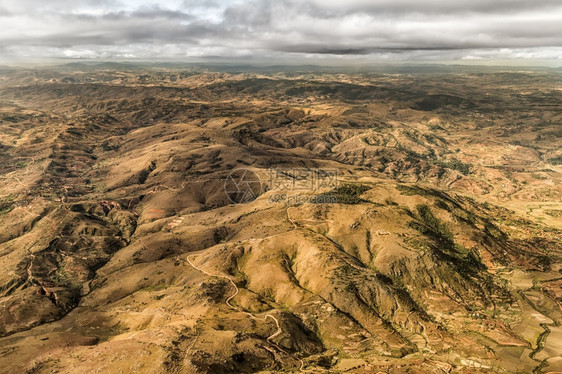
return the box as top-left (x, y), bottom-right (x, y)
top-left (0, 65), bottom-right (561, 373)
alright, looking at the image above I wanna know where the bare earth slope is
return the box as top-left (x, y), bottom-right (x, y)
top-left (0, 66), bottom-right (561, 373)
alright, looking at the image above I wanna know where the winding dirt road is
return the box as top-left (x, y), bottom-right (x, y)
top-left (185, 252), bottom-right (301, 365)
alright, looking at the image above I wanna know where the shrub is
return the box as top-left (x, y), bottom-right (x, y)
top-left (549, 155), bottom-right (562, 165)
top-left (0, 195), bottom-right (16, 215)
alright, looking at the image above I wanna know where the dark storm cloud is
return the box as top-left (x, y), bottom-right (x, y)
top-left (0, 0), bottom-right (561, 61)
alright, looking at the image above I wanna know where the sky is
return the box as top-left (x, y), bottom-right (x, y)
top-left (0, 0), bottom-right (561, 64)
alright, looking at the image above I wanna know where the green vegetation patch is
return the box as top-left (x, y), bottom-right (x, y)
top-left (409, 204), bottom-right (453, 241)
top-left (312, 184), bottom-right (370, 205)
top-left (0, 195), bottom-right (16, 215)
top-left (408, 204), bottom-right (485, 276)
top-left (545, 209), bottom-right (562, 218)
top-left (396, 184), bottom-right (445, 198)
top-left (548, 155), bottom-right (562, 165)
top-left (434, 158), bottom-right (472, 175)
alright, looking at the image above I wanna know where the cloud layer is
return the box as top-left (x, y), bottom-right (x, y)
top-left (1, 0), bottom-right (561, 62)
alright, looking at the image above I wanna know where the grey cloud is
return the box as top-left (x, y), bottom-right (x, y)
top-left (0, 0), bottom-right (561, 62)
top-left (0, 7), bottom-right (13, 16)
top-left (297, 0), bottom-right (562, 15)
top-left (182, 0), bottom-right (222, 9)
top-left (66, 8), bottom-right (195, 23)
top-left (223, 1), bottom-right (272, 30)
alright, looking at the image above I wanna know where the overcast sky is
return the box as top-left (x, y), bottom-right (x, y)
top-left (1, 0), bottom-right (561, 64)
